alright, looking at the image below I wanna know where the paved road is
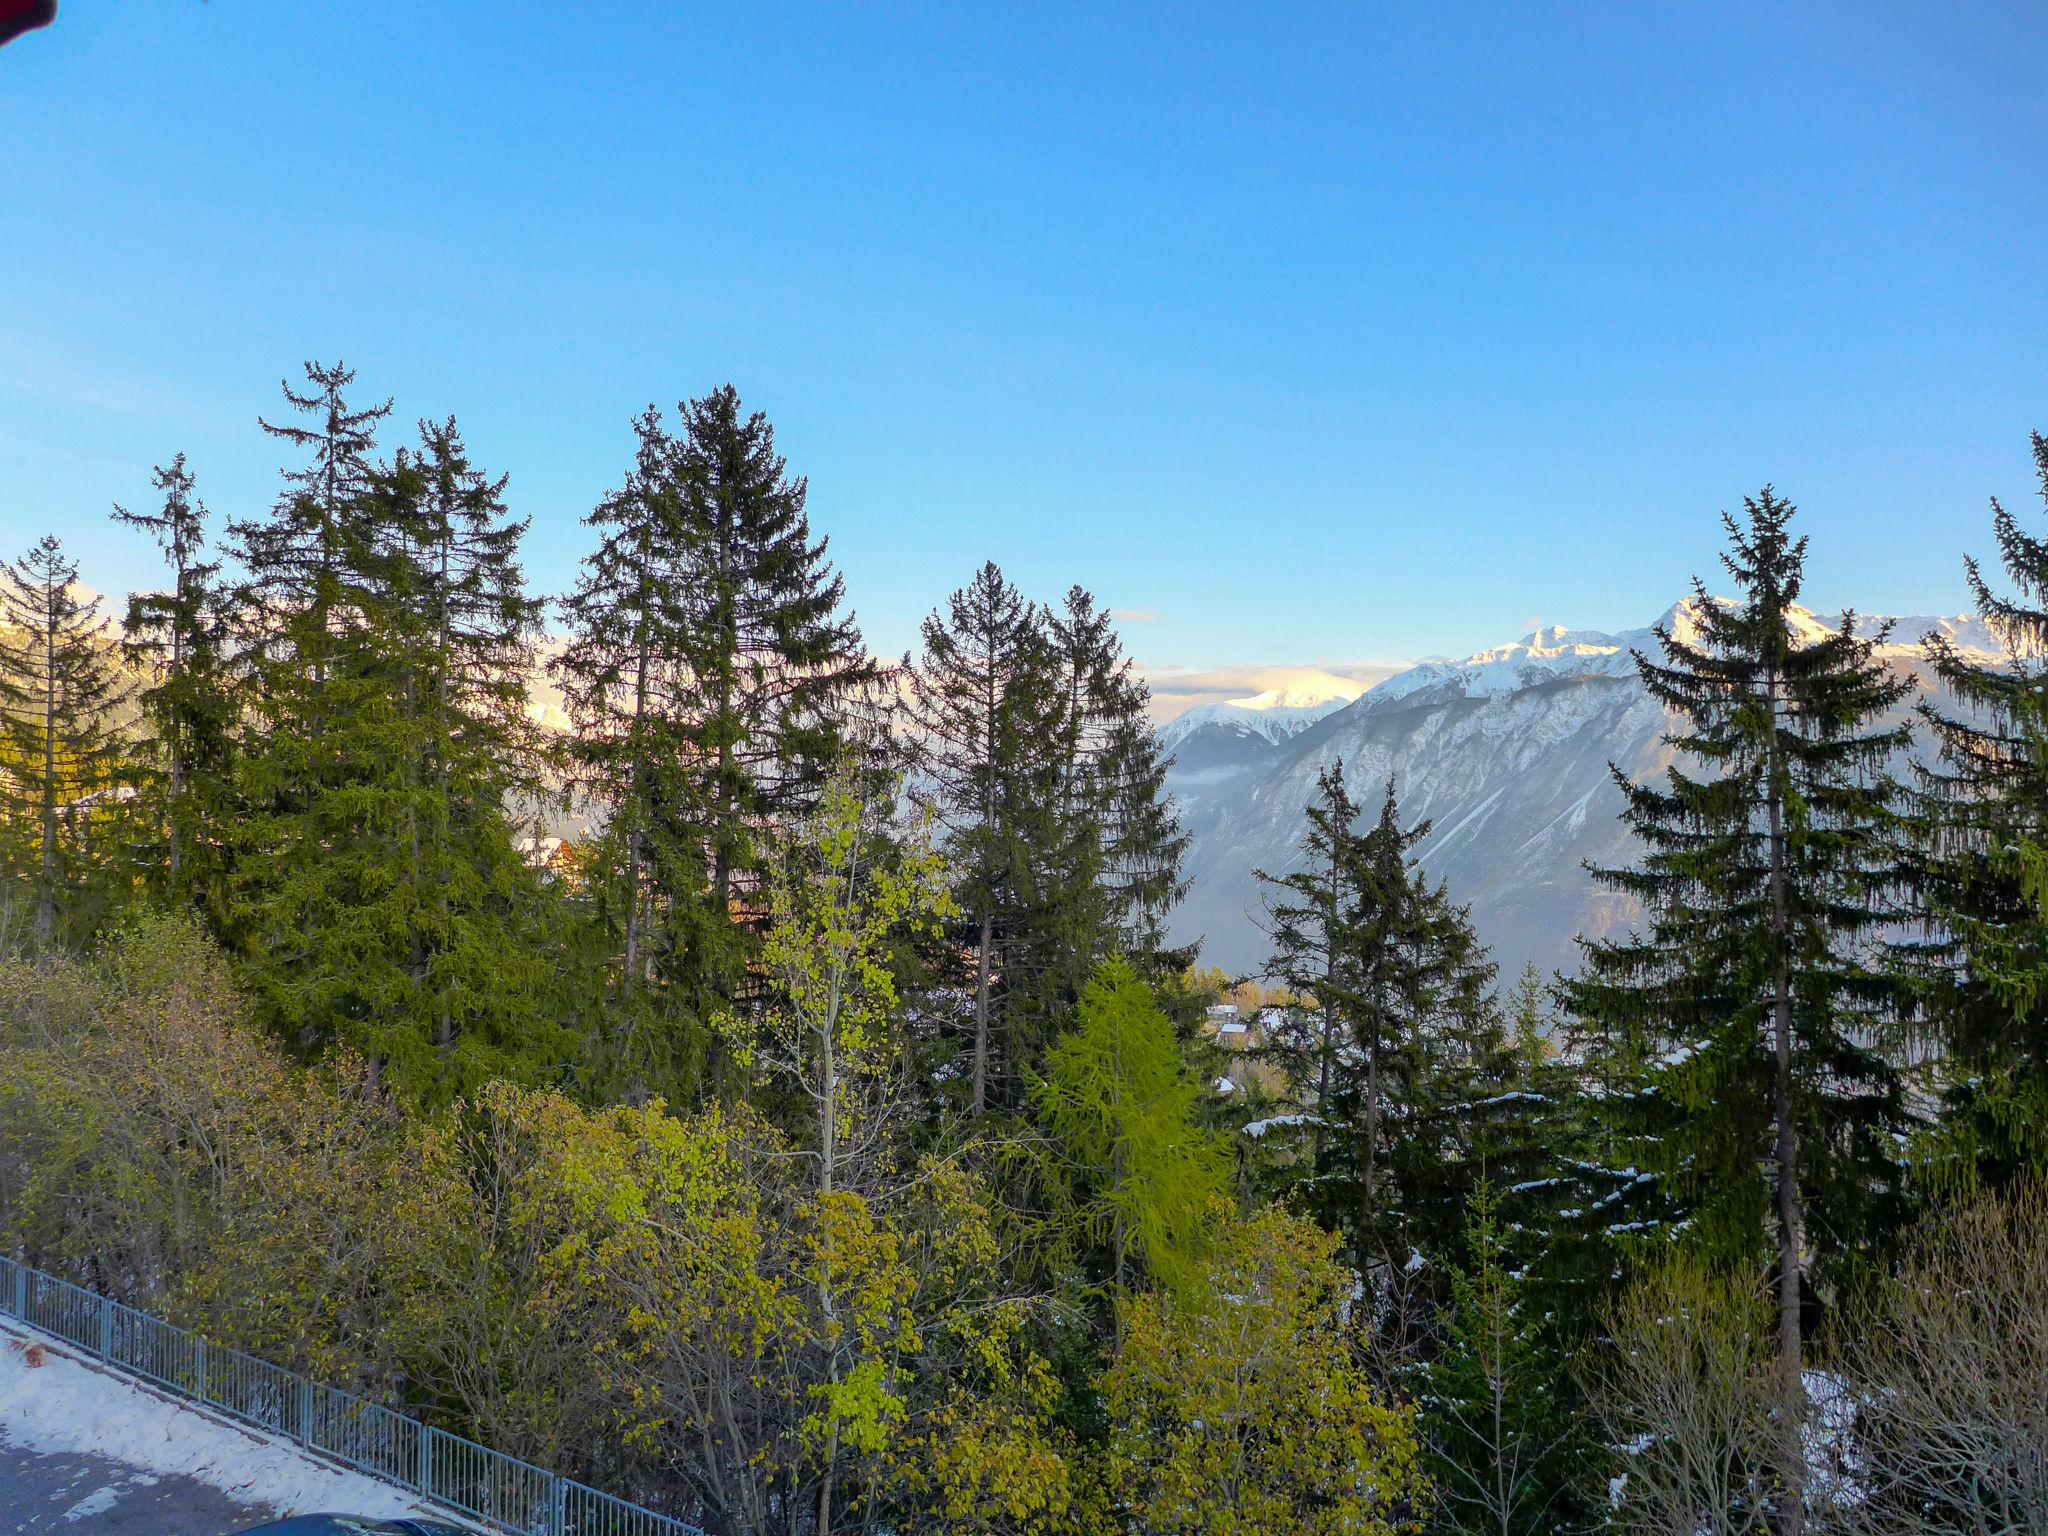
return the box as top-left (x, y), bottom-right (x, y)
top-left (0, 1437), bottom-right (273, 1534)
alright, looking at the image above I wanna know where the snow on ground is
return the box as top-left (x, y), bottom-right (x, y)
top-left (0, 1327), bottom-right (450, 1523)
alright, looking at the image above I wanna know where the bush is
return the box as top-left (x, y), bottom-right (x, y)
top-left (1828, 1188), bottom-right (2048, 1535)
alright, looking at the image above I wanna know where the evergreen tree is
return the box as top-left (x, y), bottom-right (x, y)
top-left (113, 453), bottom-right (237, 918)
top-left (230, 359), bottom-right (391, 711)
top-left (557, 391), bottom-right (879, 1093)
top-left (908, 572), bottom-right (1187, 1115)
top-left (1910, 430), bottom-right (2048, 1187)
top-left (1048, 586), bottom-right (1189, 974)
top-left (399, 417), bottom-right (548, 800)
top-left (232, 377), bottom-right (566, 1096)
top-left (1564, 490), bottom-right (1916, 1536)
top-left (669, 386), bottom-right (880, 946)
top-left (0, 536), bottom-right (133, 949)
top-left (362, 420), bottom-right (566, 1092)
top-left (228, 360), bottom-right (391, 957)
top-left (906, 561), bottom-right (1067, 1114)
top-left (1422, 1184), bottom-right (1582, 1536)
top-left (555, 407), bottom-right (712, 1090)
top-left (1256, 760), bottom-right (1368, 1191)
top-left (1258, 773), bottom-right (1501, 1278)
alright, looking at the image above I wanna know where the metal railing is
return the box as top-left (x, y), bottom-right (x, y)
top-left (0, 1253), bottom-right (704, 1536)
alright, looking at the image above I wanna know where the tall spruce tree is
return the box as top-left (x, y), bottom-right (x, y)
top-left (1421, 1183), bottom-right (1585, 1536)
top-left (231, 360), bottom-right (391, 711)
top-left (555, 408), bottom-right (713, 1090)
top-left (361, 420), bottom-right (566, 1092)
top-left (1911, 430), bottom-right (2048, 1187)
top-left (1564, 490), bottom-right (1916, 1536)
top-left (666, 385), bottom-right (880, 1002)
top-left (905, 562), bottom-right (1066, 1114)
top-left (232, 374), bottom-right (566, 1096)
top-left (230, 363), bottom-right (391, 1039)
top-left (1258, 772), bottom-right (1503, 1279)
top-left (113, 454), bottom-right (237, 919)
top-left (1049, 586), bottom-right (1189, 973)
top-left (1256, 761), bottom-right (1368, 1184)
top-left (0, 536), bottom-right (133, 949)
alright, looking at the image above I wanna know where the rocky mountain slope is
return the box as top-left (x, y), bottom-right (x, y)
top-left (1163, 602), bottom-right (2000, 986)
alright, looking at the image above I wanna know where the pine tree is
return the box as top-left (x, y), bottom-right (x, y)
top-left (363, 419), bottom-right (566, 1092)
top-left (906, 562), bottom-right (1068, 1114)
top-left (0, 536), bottom-right (133, 949)
top-left (113, 453), bottom-right (237, 918)
top-left (400, 417), bottom-right (548, 796)
top-left (555, 407), bottom-right (713, 1088)
top-left (556, 392), bottom-right (879, 1095)
top-left (1910, 430), bottom-right (2048, 1187)
top-left (1422, 1184), bottom-right (1582, 1536)
top-left (666, 386), bottom-right (881, 1010)
top-left (1257, 773), bottom-right (1501, 1278)
top-left (230, 359), bottom-right (392, 711)
top-left (674, 386), bottom-right (879, 898)
top-left (231, 377), bottom-right (566, 1096)
top-left (1256, 760), bottom-right (1368, 1189)
top-left (228, 360), bottom-right (391, 954)
top-left (1564, 490), bottom-right (1916, 1536)
top-left (1049, 586), bottom-right (1189, 973)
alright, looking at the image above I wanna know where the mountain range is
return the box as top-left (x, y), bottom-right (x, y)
top-left (1159, 600), bottom-right (2003, 986)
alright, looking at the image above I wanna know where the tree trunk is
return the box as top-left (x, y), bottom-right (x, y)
top-left (37, 593), bottom-right (59, 953)
top-left (623, 609), bottom-right (654, 991)
top-left (1764, 668), bottom-right (1806, 1536)
top-left (168, 553), bottom-right (187, 882)
top-left (972, 907), bottom-right (992, 1115)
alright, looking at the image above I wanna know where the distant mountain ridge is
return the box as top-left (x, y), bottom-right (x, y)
top-left (1158, 680), bottom-right (1363, 749)
top-left (1162, 599), bottom-right (2000, 986)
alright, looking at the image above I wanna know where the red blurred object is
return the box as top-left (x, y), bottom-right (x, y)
top-left (0, 0), bottom-right (56, 47)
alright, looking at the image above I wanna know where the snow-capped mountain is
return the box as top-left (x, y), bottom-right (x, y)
top-left (1153, 679), bottom-right (1373, 822)
top-left (1158, 681), bottom-right (1365, 750)
top-left (1164, 600), bottom-right (1999, 986)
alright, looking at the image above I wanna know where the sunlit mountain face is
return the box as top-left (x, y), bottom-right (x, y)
top-left (1162, 600), bottom-right (2001, 986)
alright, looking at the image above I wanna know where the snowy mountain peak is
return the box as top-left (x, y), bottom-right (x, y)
top-left (1365, 599), bottom-right (1995, 714)
top-left (1224, 680), bottom-right (1363, 712)
top-left (1160, 683), bottom-right (1363, 748)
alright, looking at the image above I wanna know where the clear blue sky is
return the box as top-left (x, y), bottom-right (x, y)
top-left (3, 2), bottom-right (2043, 674)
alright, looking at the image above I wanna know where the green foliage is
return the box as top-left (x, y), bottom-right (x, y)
top-left (229, 367), bottom-right (572, 1099)
top-left (1256, 769), bottom-right (1508, 1278)
top-left (1421, 1184), bottom-right (1583, 1536)
top-left (0, 533), bottom-right (134, 950)
top-left (114, 453), bottom-right (238, 923)
top-left (0, 912), bottom-right (457, 1386)
top-left (1035, 960), bottom-right (1230, 1301)
top-left (555, 390), bottom-right (879, 1101)
top-left (1565, 491), bottom-right (1917, 1283)
top-left (732, 761), bottom-right (957, 1197)
top-left (22, 363), bottom-right (2048, 1536)
top-left (553, 404), bottom-right (713, 1089)
top-left (1910, 430), bottom-right (2048, 1188)
top-left (1100, 1205), bottom-right (1431, 1536)
top-left (907, 564), bottom-right (1187, 1117)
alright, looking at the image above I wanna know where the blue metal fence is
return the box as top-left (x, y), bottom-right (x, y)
top-left (0, 1254), bottom-right (704, 1536)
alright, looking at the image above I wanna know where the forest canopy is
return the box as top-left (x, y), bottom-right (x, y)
top-left (3, 370), bottom-right (2046, 1535)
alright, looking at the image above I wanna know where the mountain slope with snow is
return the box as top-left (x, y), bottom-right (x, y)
top-left (1159, 681), bottom-right (1364, 750)
top-left (1165, 600), bottom-right (1998, 983)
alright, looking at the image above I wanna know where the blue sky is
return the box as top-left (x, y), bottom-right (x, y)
top-left (2, 2), bottom-right (2043, 681)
